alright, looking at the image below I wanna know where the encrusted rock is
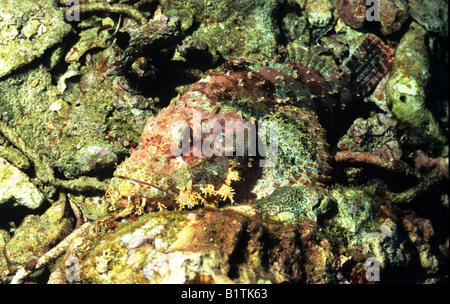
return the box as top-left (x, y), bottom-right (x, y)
top-left (304, 0), bottom-right (334, 28)
top-left (385, 23), bottom-right (446, 155)
top-left (161, 0), bottom-right (280, 61)
top-left (337, 113), bottom-right (403, 161)
top-left (0, 0), bottom-right (71, 78)
top-left (337, 0), bottom-right (409, 35)
top-left (0, 201), bottom-right (73, 276)
top-left (328, 188), bottom-right (374, 236)
top-left (68, 193), bottom-right (110, 221)
top-left (407, 0), bottom-right (448, 37)
top-left (54, 207), bottom-right (343, 283)
top-left (0, 157), bottom-right (44, 209)
top-left (77, 146), bottom-right (118, 175)
top-left (378, 0), bottom-right (408, 36)
top-left (414, 150), bottom-right (449, 178)
top-left (401, 213), bottom-right (439, 274)
top-left (336, 0), bottom-right (367, 29)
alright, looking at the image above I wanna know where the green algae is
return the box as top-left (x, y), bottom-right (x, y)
top-left (0, 143), bottom-right (30, 170)
top-left (328, 187), bottom-right (374, 235)
top-left (0, 156), bottom-right (45, 209)
top-left (161, 0), bottom-right (279, 61)
top-left (67, 193), bottom-right (109, 221)
top-left (62, 210), bottom-right (189, 283)
top-left (255, 185), bottom-right (322, 223)
top-left (408, 0), bottom-right (448, 37)
top-left (191, 8), bottom-right (278, 61)
top-left (1, 200), bottom-right (73, 276)
top-left (0, 0), bottom-right (72, 78)
top-left (0, 59), bottom-right (154, 179)
top-left (386, 23), bottom-right (447, 156)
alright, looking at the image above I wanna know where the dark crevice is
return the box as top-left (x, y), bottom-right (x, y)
top-left (227, 223), bottom-right (251, 280)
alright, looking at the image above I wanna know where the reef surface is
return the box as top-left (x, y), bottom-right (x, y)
top-left (0, 0), bottom-right (448, 284)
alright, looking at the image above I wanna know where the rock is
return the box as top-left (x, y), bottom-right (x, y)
top-left (328, 187), bottom-right (374, 238)
top-left (385, 23), bottom-right (446, 155)
top-left (337, 113), bottom-right (403, 161)
top-left (56, 208), bottom-right (275, 283)
top-left (0, 157), bottom-right (44, 209)
top-left (77, 146), bottom-right (118, 175)
top-left (303, 0), bottom-right (335, 41)
top-left (0, 14), bottom-right (184, 179)
top-left (361, 218), bottom-right (401, 269)
top-left (55, 206), bottom-right (343, 283)
top-left (0, 0), bottom-right (71, 78)
top-left (50, 183), bottom-right (447, 284)
top-left (0, 143), bottom-right (30, 170)
top-left (64, 21), bottom-right (112, 64)
top-left (378, 0), bottom-right (408, 36)
top-left (0, 58), bottom-right (149, 179)
top-left (1, 201), bottom-right (73, 277)
top-left (407, 0), bottom-right (448, 37)
top-left (364, 75), bottom-right (390, 112)
top-left (337, 0), bottom-right (409, 35)
top-left (68, 193), bottom-right (110, 221)
top-left (304, 0), bottom-right (334, 28)
top-left (401, 212), bottom-right (439, 274)
top-left (161, 0), bottom-right (280, 61)
top-left (414, 150), bottom-right (449, 178)
top-left (336, 0), bottom-right (367, 29)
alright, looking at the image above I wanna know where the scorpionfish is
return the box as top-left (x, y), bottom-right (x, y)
top-left (106, 34), bottom-right (394, 216)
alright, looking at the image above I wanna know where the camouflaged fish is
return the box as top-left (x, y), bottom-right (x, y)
top-left (106, 34), bottom-right (394, 216)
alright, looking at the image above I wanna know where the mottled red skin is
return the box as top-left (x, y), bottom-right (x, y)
top-left (126, 62), bottom-right (339, 179)
top-left (191, 68), bottom-right (274, 102)
top-left (109, 35), bottom-right (395, 206)
top-left (136, 67), bottom-right (272, 171)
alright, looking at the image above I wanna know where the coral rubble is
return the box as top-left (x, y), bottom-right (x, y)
top-left (0, 0), bottom-right (447, 285)
top-left (386, 22), bottom-right (447, 155)
top-left (0, 0), bottom-right (71, 78)
top-left (0, 157), bottom-right (44, 209)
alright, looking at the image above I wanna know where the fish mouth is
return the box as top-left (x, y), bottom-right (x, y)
top-left (107, 173), bottom-right (180, 208)
top-left (114, 175), bottom-right (179, 199)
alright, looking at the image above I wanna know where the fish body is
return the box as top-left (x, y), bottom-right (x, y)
top-left (106, 34), bottom-right (394, 214)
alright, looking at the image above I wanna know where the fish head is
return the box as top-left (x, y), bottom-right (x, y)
top-left (106, 105), bottom-right (240, 213)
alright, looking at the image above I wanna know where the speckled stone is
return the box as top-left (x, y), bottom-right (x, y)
top-left (0, 0), bottom-right (71, 78)
top-left (0, 157), bottom-right (44, 209)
